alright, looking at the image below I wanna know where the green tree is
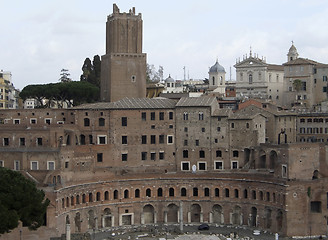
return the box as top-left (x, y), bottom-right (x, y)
top-left (80, 55), bottom-right (101, 88)
top-left (0, 167), bottom-right (50, 234)
top-left (59, 69), bottom-right (72, 83)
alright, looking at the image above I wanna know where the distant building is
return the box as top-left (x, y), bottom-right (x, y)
top-left (162, 75), bottom-right (184, 93)
top-left (282, 43), bottom-right (328, 108)
top-left (234, 49), bottom-right (284, 103)
top-left (208, 60), bottom-right (226, 95)
top-left (0, 70), bottom-right (20, 109)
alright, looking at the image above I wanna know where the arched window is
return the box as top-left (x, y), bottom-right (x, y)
top-left (181, 188), bottom-right (187, 197)
top-left (71, 196), bottom-right (74, 206)
top-left (96, 192), bottom-right (101, 201)
top-left (99, 118), bottom-right (105, 126)
top-left (135, 189), bottom-right (140, 198)
top-left (169, 188), bottom-right (175, 197)
top-left (157, 188), bottom-right (163, 197)
top-left (113, 190), bottom-right (118, 199)
top-left (234, 189), bottom-right (239, 198)
top-left (104, 191), bottom-right (109, 200)
top-left (76, 195), bottom-right (80, 204)
top-left (124, 189), bottom-right (129, 199)
top-left (89, 193), bottom-right (93, 202)
top-left (84, 118), bottom-right (90, 127)
top-left (225, 188), bottom-right (230, 197)
top-left (215, 188), bottom-right (219, 197)
top-left (193, 187), bottom-right (198, 197)
top-left (146, 188), bottom-right (151, 197)
top-left (80, 134), bottom-right (86, 145)
top-left (212, 76), bottom-right (215, 85)
top-left (204, 188), bottom-right (210, 197)
top-left (183, 150), bottom-right (188, 158)
top-left (249, 74), bottom-right (253, 84)
top-left (244, 189), bottom-right (248, 199)
top-left (82, 194), bottom-right (86, 203)
top-left (66, 197), bottom-right (69, 207)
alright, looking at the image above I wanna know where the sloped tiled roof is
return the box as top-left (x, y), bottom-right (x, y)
top-left (283, 57), bottom-right (327, 66)
top-left (74, 97), bottom-right (177, 110)
top-left (176, 97), bottom-right (217, 107)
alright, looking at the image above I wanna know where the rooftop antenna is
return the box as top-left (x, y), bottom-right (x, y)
top-left (183, 66), bottom-right (186, 81)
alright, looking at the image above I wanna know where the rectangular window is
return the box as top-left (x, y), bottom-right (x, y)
top-left (181, 161), bottom-right (190, 171)
top-left (97, 153), bottom-right (103, 163)
top-left (159, 112), bottom-right (164, 120)
top-left (198, 162), bottom-right (206, 171)
top-left (169, 112), bottom-right (174, 120)
top-left (195, 139), bottom-right (199, 146)
top-left (151, 135), bottom-right (156, 144)
top-left (323, 87), bottom-right (327, 92)
top-left (151, 112), bottom-right (155, 120)
top-left (151, 152), bottom-right (156, 161)
top-left (231, 161), bottom-right (238, 169)
top-left (141, 135), bottom-right (147, 144)
top-left (184, 140), bottom-right (188, 146)
top-left (47, 161), bottom-right (55, 170)
top-left (201, 127), bottom-right (205, 132)
top-left (159, 152), bottom-right (164, 160)
top-left (0, 160), bottom-right (4, 167)
top-left (141, 152), bottom-right (147, 161)
top-left (3, 138), bottom-right (9, 146)
top-left (217, 127), bottom-right (221, 132)
top-left (31, 161), bottom-right (39, 170)
top-left (199, 150), bottom-right (205, 158)
top-left (14, 161), bottom-right (20, 170)
top-left (97, 135), bottom-right (107, 144)
top-left (14, 119), bottom-right (20, 124)
top-left (122, 153), bottom-right (128, 161)
top-left (141, 112), bottom-right (146, 121)
top-left (37, 138), bottom-right (43, 146)
top-left (122, 136), bottom-right (127, 145)
top-left (159, 135), bottom-right (165, 144)
top-left (199, 112), bottom-right (204, 120)
top-left (311, 201), bottom-right (322, 213)
top-left (65, 162), bottom-right (69, 168)
top-left (30, 118), bottom-right (37, 124)
top-left (167, 135), bottom-right (173, 144)
top-left (215, 161), bottom-right (223, 170)
top-left (216, 150), bottom-right (222, 157)
top-left (45, 118), bottom-right (51, 125)
top-left (121, 117), bottom-right (127, 126)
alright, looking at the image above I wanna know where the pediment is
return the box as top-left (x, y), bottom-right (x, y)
top-left (234, 57), bottom-right (267, 68)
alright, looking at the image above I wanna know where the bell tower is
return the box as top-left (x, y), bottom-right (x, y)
top-left (100, 4), bottom-right (147, 102)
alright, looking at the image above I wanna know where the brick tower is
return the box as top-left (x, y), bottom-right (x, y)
top-left (100, 4), bottom-right (147, 102)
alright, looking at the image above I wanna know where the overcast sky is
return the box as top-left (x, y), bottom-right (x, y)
top-left (1, 0), bottom-right (328, 90)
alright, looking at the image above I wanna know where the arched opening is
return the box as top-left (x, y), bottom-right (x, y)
top-left (82, 194), bottom-right (86, 203)
top-left (146, 188), bottom-right (151, 197)
top-left (181, 188), bottom-right (187, 197)
top-left (96, 192), bottom-right (101, 201)
top-left (157, 188), bottom-right (163, 197)
top-left (169, 187), bottom-right (175, 197)
top-left (212, 204), bottom-right (223, 224)
top-left (190, 204), bottom-right (201, 222)
top-left (113, 190), bottom-right (118, 199)
top-left (312, 170), bottom-right (319, 179)
top-left (167, 204), bottom-right (179, 223)
top-left (244, 148), bottom-right (251, 165)
top-left (76, 195), bottom-right (80, 204)
top-left (276, 210), bottom-right (283, 231)
top-left (269, 150), bottom-right (278, 169)
top-left (66, 215), bottom-right (70, 224)
top-left (193, 187), bottom-right (198, 197)
top-left (124, 189), bottom-right (129, 199)
top-left (88, 210), bottom-right (95, 229)
top-left (104, 191), bottom-right (109, 200)
top-left (75, 212), bottom-right (81, 232)
top-left (52, 176), bottom-right (56, 185)
top-left (232, 205), bottom-right (242, 225)
top-left (250, 207), bottom-right (257, 227)
top-left (103, 208), bottom-right (112, 228)
top-left (143, 204), bottom-right (155, 224)
top-left (135, 189), bottom-right (140, 198)
top-left (88, 193), bottom-right (93, 202)
top-left (244, 189), bottom-right (248, 199)
top-left (80, 134), bottom-right (86, 145)
top-left (265, 207), bottom-right (272, 229)
top-left (259, 150), bottom-right (266, 168)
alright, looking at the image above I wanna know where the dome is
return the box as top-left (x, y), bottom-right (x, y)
top-left (209, 60), bottom-right (225, 73)
top-left (165, 74), bottom-right (175, 83)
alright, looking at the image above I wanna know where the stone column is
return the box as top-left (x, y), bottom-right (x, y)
top-left (66, 224), bottom-right (71, 240)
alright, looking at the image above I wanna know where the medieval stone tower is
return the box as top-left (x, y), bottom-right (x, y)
top-left (100, 4), bottom-right (147, 102)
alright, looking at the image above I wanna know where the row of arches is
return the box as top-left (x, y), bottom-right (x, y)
top-left (60, 186), bottom-right (285, 211)
top-left (65, 203), bottom-right (283, 234)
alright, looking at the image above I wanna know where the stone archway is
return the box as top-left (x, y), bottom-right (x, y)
top-left (264, 207), bottom-right (272, 229)
top-left (103, 208), bottom-right (112, 228)
top-left (212, 204), bottom-right (223, 224)
top-left (276, 210), bottom-right (283, 231)
top-left (250, 207), bottom-right (257, 227)
top-left (74, 212), bottom-right (81, 232)
top-left (143, 204), bottom-right (155, 224)
top-left (269, 150), bottom-right (278, 169)
top-left (190, 204), bottom-right (201, 223)
top-left (231, 205), bottom-right (242, 225)
top-left (244, 148), bottom-right (251, 165)
top-left (259, 150), bottom-right (266, 168)
top-left (88, 210), bottom-right (95, 229)
top-left (167, 204), bottom-right (179, 223)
